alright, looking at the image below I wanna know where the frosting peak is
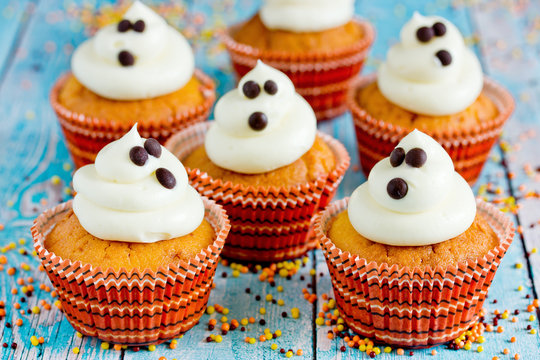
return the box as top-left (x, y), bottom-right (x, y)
top-left (377, 13), bottom-right (483, 116)
top-left (348, 130), bottom-right (476, 246)
top-left (73, 125), bottom-right (204, 243)
top-left (71, 1), bottom-right (194, 100)
top-left (205, 61), bottom-right (316, 174)
top-left (260, 0), bottom-right (354, 32)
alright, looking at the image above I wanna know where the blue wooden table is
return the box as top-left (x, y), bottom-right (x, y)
top-left (0, 0), bottom-right (539, 359)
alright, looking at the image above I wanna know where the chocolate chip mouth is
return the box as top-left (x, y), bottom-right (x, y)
top-left (387, 178), bottom-right (408, 200)
top-left (248, 112), bottom-right (268, 131)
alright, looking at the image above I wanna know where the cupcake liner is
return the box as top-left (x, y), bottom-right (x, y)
top-left (221, 19), bottom-right (375, 121)
top-left (315, 198), bottom-right (514, 347)
top-left (165, 122), bottom-right (350, 262)
top-left (32, 198), bottom-right (230, 345)
top-left (350, 75), bottom-right (515, 185)
top-left (50, 69), bottom-right (216, 168)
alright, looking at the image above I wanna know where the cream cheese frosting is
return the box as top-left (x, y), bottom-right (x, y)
top-left (205, 61), bottom-right (317, 174)
top-left (260, 0), bottom-right (354, 32)
top-left (71, 1), bottom-right (194, 100)
top-left (73, 125), bottom-right (204, 243)
top-left (348, 130), bottom-right (476, 246)
top-left (377, 12), bottom-right (483, 116)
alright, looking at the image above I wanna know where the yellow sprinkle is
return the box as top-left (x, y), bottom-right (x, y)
top-left (30, 336), bottom-right (39, 346)
top-left (51, 176), bottom-right (61, 185)
top-left (220, 316), bottom-right (228, 323)
top-left (532, 248), bottom-right (538, 254)
top-left (18, 238), bottom-right (26, 245)
top-left (359, 344), bottom-right (366, 352)
top-left (271, 343), bottom-right (278, 350)
top-left (249, 337), bottom-right (256, 344)
top-left (529, 315), bottom-right (536, 321)
top-left (477, 346), bottom-right (484, 352)
top-left (279, 269), bottom-right (288, 277)
top-left (309, 269), bottom-right (316, 276)
top-left (222, 308), bottom-right (229, 315)
top-left (266, 294), bottom-right (273, 302)
top-left (31, 306), bottom-right (40, 314)
top-left (259, 308), bottom-right (266, 315)
top-left (275, 330), bottom-right (282, 337)
top-left (515, 263), bottom-right (523, 269)
top-left (148, 344), bottom-right (156, 351)
top-left (72, 347), bottom-right (80, 354)
top-left (215, 335), bottom-right (222, 343)
top-left (171, 339), bottom-right (177, 344)
top-left (101, 342), bottom-right (109, 350)
top-left (337, 324), bottom-right (344, 331)
top-left (76, 332), bottom-right (83, 338)
top-left (265, 333), bottom-right (273, 340)
top-left (286, 351), bottom-right (293, 358)
top-left (531, 329), bottom-right (537, 334)
top-left (206, 306), bottom-right (215, 314)
top-left (384, 346), bottom-right (392, 353)
top-left (241, 318), bottom-right (248, 326)
top-left (63, 163), bottom-right (72, 171)
top-left (232, 270), bottom-right (240, 277)
top-left (477, 336), bottom-right (485, 343)
top-left (374, 347), bottom-right (381, 355)
top-left (328, 299), bottom-right (336, 309)
top-left (517, 285), bottom-right (524, 291)
top-left (464, 342), bottom-right (471, 350)
top-left (315, 317), bottom-right (325, 326)
top-left (277, 299), bottom-right (284, 306)
top-left (502, 312), bottom-right (509, 319)
top-left (277, 285), bottom-right (283, 292)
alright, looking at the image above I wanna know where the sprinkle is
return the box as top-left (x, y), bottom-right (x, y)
top-left (215, 335), bottom-right (222, 343)
top-left (259, 308), bottom-right (266, 315)
top-left (101, 342), bottom-right (109, 350)
top-left (530, 329), bottom-right (537, 335)
top-left (497, 326), bottom-right (504, 333)
top-left (271, 343), bottom-right (278, 350)
top-left (206, 306), bottom-right (215, 314)
top-left (397, 348), bottom-right (405, 355)
top-left (15, 319), bottom-right (22, 326)
top-left (30, 336), bottom-right (39, 346)
top-left (220, 316), bottom-right (228, 323)
top-left (529, 315), bottom-right (536, 321)
top-left (72, 347), bottom-right (80, 354)
top-left (503, 348), bottom-right (510, 354)
top-left (31, 306), bottom-right (40, 314)
top-left (148, 344), bottom-right (156, 351)
top-left (277, 286), bottom-right (283, 292)
top-left (285, 351), bottom-right (293, 358)
top-left (515, 262), bottom-right (523, 269)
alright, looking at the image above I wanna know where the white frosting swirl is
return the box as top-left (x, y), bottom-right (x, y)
top-left (377, 13), bottom-right (483, 116)
top-left (205, 61), bottom-right (316, 174)
top-left (260, 0), bottom-right (354, 32)
top-left (348, 130), bottom-right (476, 246)
top-left (71, 1), bottom-right (194, 100)
top-left (73, 125), bottom-right (204, 243)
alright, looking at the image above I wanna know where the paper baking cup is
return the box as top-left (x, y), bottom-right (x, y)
top-left (165, 122), bottom-right (350, 262)
top-left (32, 198), bottom-right (230, 345)
top-left (315, 198), bottom-right (514, 348)
top-left (50, 69), bottom-right (216, 169)
top-left (221, 19), bottom-right (375, 121)
top-left (350, 75), bottom-right (514, 185)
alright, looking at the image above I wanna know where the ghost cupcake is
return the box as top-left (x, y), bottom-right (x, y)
top-left (166, 61), bottom-right (350, 262)
top-left (50, 1), bottom-right (215, 168)
top-left (222, 0), bottom-right (374, 120)
top-left (315, 130), bottom-right (514, 347)
top-left (350, 13), bottom-right (513, 184)
top-left (32, 125), bottom-right (230, 345)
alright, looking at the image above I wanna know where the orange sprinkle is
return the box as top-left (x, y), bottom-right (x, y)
top-left (512, 317), bottom-right (518, 323)
top-left (527, 305), bottom-right (535, 312)
top-left (11, 288), bottom-right (17, 295)
top-left (0, 256), bottom-right (7, 264)
top-left (514, 354), bottom-right (520, 360)
top-left (344, 336), bottom-right (350, 342)
top-left (7, 268), bottom-right (16, 276)
top-left (27, 285), bottom-right (34, 291)
top-left (43, 304), bottom-right (51, 311)
top-left (208, 319), bottom-right (217, 326)
top-left (327, 333), bottom-right (334, 340)
top-left (113, 344), bottom-right (122, 350)
top-left (510, 336), bottom-right (516, 343)
top-left (15, 319), bottom-right (23, 326)
top-left (14, 303), bottom-right (20, 310)
top-left (17, 278), bottom-right (25, 285)
top-left (39, 284), bottom-right (46, 290)
top-left (51, 291), bottom-right (57, 298)
top-left (297, 349), bottom-right (303, 356)
top-left (248, 317), bottom-right (255, 324)
top-left (221, 323), bottom-right (230, 331)
top-left (169, 342), bottom-right (177, 349)
top-left (493, 357), bottom-right (500, 360)
top-left (258, 335), bottom-right (266, 342)
top-left (497, 326), bottom-right (504, 333)
top-left (38, 337), bottom-right (44, 344)
top-left (397, 348), bottom-right (405, 355)
top-left (533, 299), bottom-right (540, 308)
top-left (503, 348), bottom-right (510, 354)
top-left (431, 349), bottom-right (437, 356)
top-left (347, 341), bottom-right (355, 348)
top-left (322, 294), bottom-right (328, 300)
top-left (27, 277), bottom-right (34, 283)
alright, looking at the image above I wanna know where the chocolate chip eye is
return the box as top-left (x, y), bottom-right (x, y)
top-left (129, 146), bottom-right (148, 166)
top-left (118, 50), bottom-right (135, 66)
top-left (405, 148), bottom-right (427, 168)
top-left (132, 20), bottom-right (145, 32)
top-left (416, 26), bottom-right (434, 43)
top-left (156, 168), bottom-right (176, 189)
top-left (264, 80), bottom-right (278, 95)
top-left (387, 178), bottom-right (408, 200)
top-left (432, 22), bottom-right (446, 36)
top-left (248, 112), bottom-right (268, 131)
top-left (435, 50), bottom-right (452, 66)
top-left (144, 138), bottom-right (162, 158)
top-left (242, 81), bottom-right (260, 99)
top-left (117, 19), bottom-right (131, 32)
top-left (390, 147), bottom-right (406, 167)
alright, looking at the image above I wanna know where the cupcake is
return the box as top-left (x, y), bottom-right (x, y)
top-left (51, 1), bottom-right (216, 168)
top-left (350, 13), bottom-right (514, 184)
top-left (222, 0), bottom-right (374, 121)
top-left (166, 61), bottom-right (350, 262)
top-left (315, 130), bottom-right (514, 347)
top-left (32, 125), bottom-right (230, 345)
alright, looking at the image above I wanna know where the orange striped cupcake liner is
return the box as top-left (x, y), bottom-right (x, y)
top-left (32, 198), bottom-right (230, 345)
top-left (350, 75), bottom-right (515, 185)
top-left (50, 69), bottom-right (216, 169)
top-left (165, 122), bottom-right (350, 262)
top-left (221, 19), bottom-right (375, 121)
top-left (315, 198), bottom-right (514, 348)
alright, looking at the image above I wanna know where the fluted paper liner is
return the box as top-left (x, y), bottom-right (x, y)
top-left (50, 69), bottom-right (216, 168)
top-left (350, 75), bottom-right (515, 185)
top-left (315, 198), bottom-right (514, 348)
top-left (32, 198), bottom-right (230, 345)
top-left (221, 19), bottom-right (375, 121)
top-left (165, 122), bottom-right (350, 262)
